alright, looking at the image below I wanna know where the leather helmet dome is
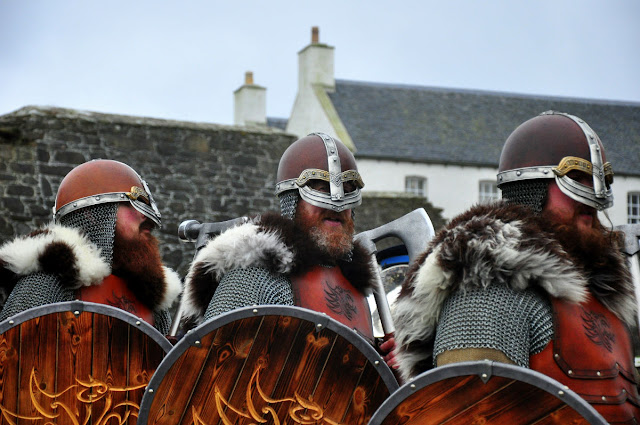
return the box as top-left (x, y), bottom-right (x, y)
top-left (54, 159), bottom-right (161, 227)
top-left (275, 133), bottom-right (364, 212)
top-left (497, 111), bottom-right (613, 210)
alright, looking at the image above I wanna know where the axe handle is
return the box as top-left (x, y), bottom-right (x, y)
top-left (371, 254), bottom-right (395, 336)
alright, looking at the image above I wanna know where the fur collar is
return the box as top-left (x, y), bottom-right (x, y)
top-left (393, 202), bottom-right (636, 381)
top-left (0, 223), bottom-right (181, 312)
top-left (181, 212), bottom-right (375, 323)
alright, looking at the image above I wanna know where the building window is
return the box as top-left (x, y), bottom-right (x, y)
top-left (479, 180), bottom-right (499, 203)
top-left (629, 192), bottom-right (640, 224)
top-left (405, 176), bottom-right (426, 197)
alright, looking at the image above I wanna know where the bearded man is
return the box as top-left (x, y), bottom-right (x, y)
top-left (393, 111), bottom-right (639, 423)
top-left (181, 133), bottom-right (378, 343)
top-left (0, 159), bottom-right (182, 334)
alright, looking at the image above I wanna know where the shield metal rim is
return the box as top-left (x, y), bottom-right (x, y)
top-left (138, 304), bottom-right (399, 423)
top-left (368, 360), bottom-right (608, 425)
top-left (0, 300), bottom-right (173, 353)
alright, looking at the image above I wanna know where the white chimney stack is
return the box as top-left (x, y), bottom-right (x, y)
top-left (233, 71), bottom-right (266, 126)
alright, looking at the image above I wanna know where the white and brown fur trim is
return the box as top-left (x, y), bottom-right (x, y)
top-left (181, 212), bottom-right (375, 324)
top-left (393, 202), bottom-right (635, 381)
top-left (0, 224), bottom-right (181, 312)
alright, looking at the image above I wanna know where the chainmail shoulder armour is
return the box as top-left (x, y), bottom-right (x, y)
top-left (434, 284), bottom-right (554, 368)
top-left (0, 272), bottom-right (75, 322)
top-left (204, 266), bottom-right (295, 320)
top-left (0, 271), bottom-right (173, 334)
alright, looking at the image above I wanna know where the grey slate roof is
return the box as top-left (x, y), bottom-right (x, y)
top-left (267, 116), bottom-right (288, 130)
top-left (327, 80), bottom-right (640, 176)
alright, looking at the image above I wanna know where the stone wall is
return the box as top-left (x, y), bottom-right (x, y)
top-left (0, 107), bottom-right (295, 275)
top-left (0, 106), bottom-right (444, 277)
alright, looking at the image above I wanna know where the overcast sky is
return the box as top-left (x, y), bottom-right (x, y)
top-left (1, 1), bottom-right (639, 126)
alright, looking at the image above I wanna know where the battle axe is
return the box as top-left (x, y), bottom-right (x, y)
top-left (355, 208), bottom-right (435, 336)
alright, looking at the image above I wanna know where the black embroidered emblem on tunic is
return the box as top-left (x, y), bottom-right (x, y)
top-left (324, 280), bottom-right (357, 320)
top-left (582, 308), bottom-right (615, 352)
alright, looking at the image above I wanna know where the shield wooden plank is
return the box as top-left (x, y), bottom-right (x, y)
top-left (139, 305), bottom-right (398, 425)
top-left (0, 301), bottom-right (172, 425)
top-left (368, 360), bottom-right (608, 425)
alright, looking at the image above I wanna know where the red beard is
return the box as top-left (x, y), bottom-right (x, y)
top-left (542, 209), bottom-right (616, 269)
top-left (296, 210), bottom-right (355, 260)
top-left (111, 229), bottom-right (166, 310)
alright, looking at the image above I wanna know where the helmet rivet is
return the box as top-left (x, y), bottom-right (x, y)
top-left (73, 203), bottom-right (78, 207)
top-left (516, 171), bottom-right (522, 176)
top-left (120, 194), bottom-right (125, 198)
top-left (543, 170), bottom-right (549, 174)
top-left (95, 196), bottom-right (100, 201)
top-left (499, 176), bottom-right (503, 181)
top-left (333, 158), bottom-right (337, 162)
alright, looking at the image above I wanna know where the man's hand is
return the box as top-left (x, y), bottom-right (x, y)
top-left (378, 336), bottom-right (398, 370)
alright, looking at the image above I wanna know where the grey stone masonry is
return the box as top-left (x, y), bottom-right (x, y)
top-left (0, 106), bottom-right (445, 277)
top-left (0, 106), bottom-right (295, 275)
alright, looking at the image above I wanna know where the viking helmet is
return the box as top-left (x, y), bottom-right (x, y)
top-left (54, 159), bottom-right (161, 227)
top-left (497, 111), bottom-right (613, 211)
top-left (275, 133), bottom-right (364, 213)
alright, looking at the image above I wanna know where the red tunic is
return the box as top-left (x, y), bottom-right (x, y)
top-left (530, 294), bottom-right (640, 424)
top-left (290, 265), bottom-right (374, 342)
top-left (78, 274), bottom-right (154, 326)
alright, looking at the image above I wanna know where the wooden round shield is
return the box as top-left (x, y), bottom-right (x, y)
top-left (139, 305), bottom-right (399, 425)
top-left (368, 361), bottom-right (607, 425)
top-left (0, 301), bottom-right (172, 425)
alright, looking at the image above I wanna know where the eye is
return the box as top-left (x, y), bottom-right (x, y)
top-left (566, 170), bottom-right (593, 187)
top-left (307, 180), bottom-right (330, 193)
top-left (343, 182), bottom-right (357, 193)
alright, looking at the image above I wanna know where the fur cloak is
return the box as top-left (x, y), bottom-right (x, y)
top-left (181, 212), bottom-right (376, 324)
top-left (393, 202), bottom-right (635, 382)
top-left (0, 224), bottom-right (182, 313)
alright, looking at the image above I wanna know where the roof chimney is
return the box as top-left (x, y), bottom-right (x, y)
top-left (233, 71), bottom-right (266, 126)
top-left (297, 26), bottom-right (334, 90)
top-left (244, 71), bottom-right (254, 85)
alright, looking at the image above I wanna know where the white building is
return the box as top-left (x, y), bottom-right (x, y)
top-left (234, 27), bottom-right (640, 225)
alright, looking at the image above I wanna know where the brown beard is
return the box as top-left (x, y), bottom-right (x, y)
top-left (296, 210), bottom-right (355, 260)
top-left (542, 209), bottom-right (616, 269)
top-left (112, 229), bottom-right (166, 310)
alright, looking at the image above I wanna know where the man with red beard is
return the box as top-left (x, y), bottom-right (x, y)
top-left (181, 133), bottom-right (378, 343)
top-left (0, 160), bottom-right (182, 334)
top-left (393, 111), bottom-right (639, 423)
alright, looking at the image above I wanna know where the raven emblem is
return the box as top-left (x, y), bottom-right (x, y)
top-left (582, 308), bottom-right (615, 352)
top-left (324, 280), bottom-right (357, 320)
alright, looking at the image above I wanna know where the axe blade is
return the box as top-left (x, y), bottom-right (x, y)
top-left (355, 208), bottom-right (436, 336)
top-left (355, 208), bottom-right (435, 263)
